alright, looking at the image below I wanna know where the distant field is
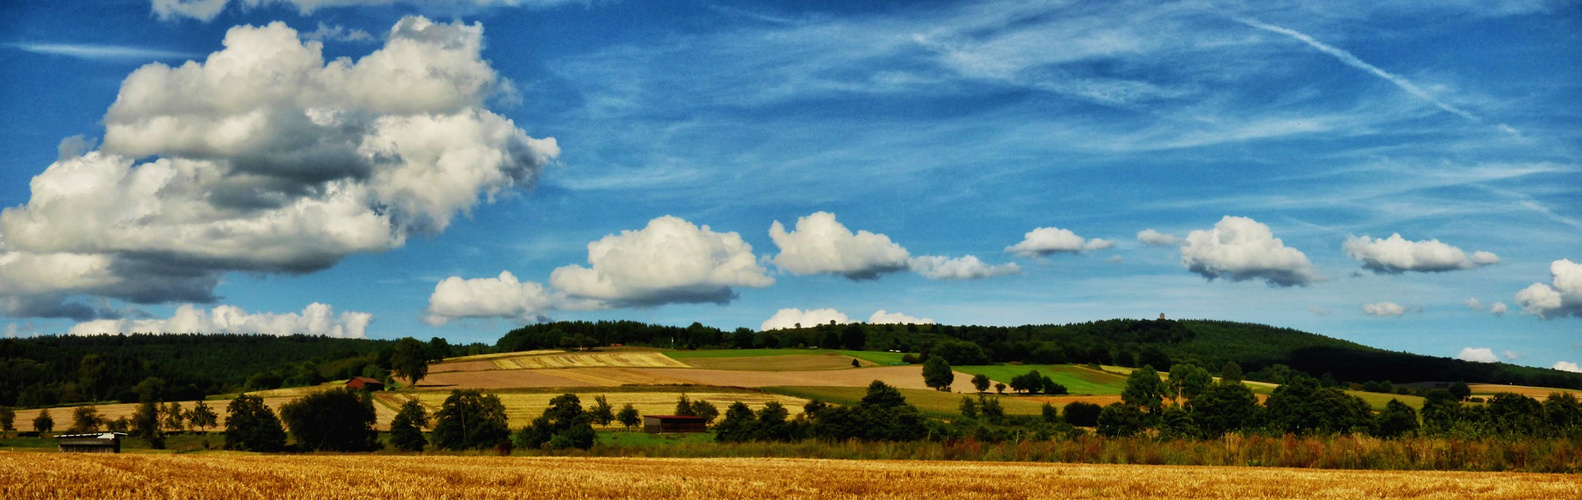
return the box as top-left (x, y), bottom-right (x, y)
top-left (681, 354), bottom-right (877, 371)
top-left (491, 351), bottom-right (690, 370)
top-left (766, 386), bottom-right (1050, 416)
top-left (0, 394), bottom-right (392, 432)
top-left (954, 364), bottom-right (1130, 395)
top-left (5, 453), bottom-right (1571, 499)
top-left (1466, 384), bottom-right (1582, 401)
top-left (664, 349), bottom-right (909, 366)
top-left (388, 390), bottom-right (809, 428)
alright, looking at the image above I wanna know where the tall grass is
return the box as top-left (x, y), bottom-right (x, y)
top-left (556, 434), bottom-right (1582, 472)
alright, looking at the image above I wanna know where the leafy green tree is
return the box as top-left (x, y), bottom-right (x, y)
top-left (616, 403), bottom-right (641, 430)
top-left (1190, 382), bottom-right (1260, 436)
top-left (1543, 392), bottom-right (1582, 437)
top-left (279, 387), bottom-right (380, 452)
top-left (70, 405), bottom-right (104, 433)
top-left (1167, 364), bottom-right (1213, 404)
top-left (1263, 377), bottom-right (1374, 436)
top-left (851, 358), bottom-right (860, 368)
top-left (1041, 402), bottom-right (1059, 424)
top-left (390, 337), bottom-right (431, 388)
top-left (971, 373), bottom-right (991, 393)
top-left (754, 401), bottom-right (793, 441)
top-left (1374, 399), bottom-right (1419, 438)
top-left (690, 399), bottom-right (720, 425)
top-left (514, 393), bottom-right (596, 450)
top-left (958, 396), bottom-right (979, 419)
top-left (928, 339), bottom-right (989, 365)
top-left (1159, 406), bottom-right (1199, 439)
top-left (995, 382), bottom-right (1007, 394)
top-left (1485, 392), bottom-right (1543, 436)
top-left (673, 394), bottom-right (695, 416)
top-left (1063, 402), bottom-right (1102, 427)
top-left (0, 406), bottom-right (14, 438)
top-left (426, 337), bottom-right (452, 362)
top-left (33, 408), bottom-right (54, 436)
top-left (106, 416), bottom-right (130, 433)
top-left (431, 390), bottom-right (510, 450)
top-left (162, 402), bottom-right (186, 433)
top-left (715, 402), bottom-right (758, 443)
top-left (922, 356), bottom-right (955, 392)
top-left (590, 395), bottom-right (615, 427)
top-left (187, 400), bottom-right (218, 433)
top-left (810, 381), bottom-right (926, 442)
top-left (978, 395), bottom-right (1005, 424)
top-left (1220, 361), bottom-right (1243, 383)
top-left (390, 399), bottom-right (429, 452)
top-left (132, 400), bottom-right (165, 449)
top-left (1448, 381), bottom-right (1471, 401)
top-left (1121, 365), bottom-right (1167, 413)
top-left (225, 394), bottom-right (286, 452)
top-left (1096, 403), bottom-right (1144, 437)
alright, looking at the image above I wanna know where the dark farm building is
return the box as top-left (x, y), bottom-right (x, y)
top-left (345, 377), bottom-right (384, 391)
top-left (642, 415), bottom-right (707, 433)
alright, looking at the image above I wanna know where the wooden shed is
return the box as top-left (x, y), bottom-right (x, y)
top-left (345, 376), bottom-right (384, 391)
top-left (642, 415), bottom-right (707, 433)
top-left (56, 432), bottom-right (125, 453)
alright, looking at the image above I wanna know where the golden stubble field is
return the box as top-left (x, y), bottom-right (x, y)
top-left (1, 452), bottom-right (1574, 499)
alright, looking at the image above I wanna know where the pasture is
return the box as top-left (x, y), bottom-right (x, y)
top-left (954, 364), bottom-right (1130, 395)
top-left (766, 386), bottom-right (1050, 416)
top-left (1, 453), bottom-right (1572, 499)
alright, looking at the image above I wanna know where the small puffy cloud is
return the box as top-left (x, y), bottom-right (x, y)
top-left (424, 271), bottom-right (554, 326)
top-left (1465, 297), bottom-right (1482, 310)
top-left (1515, 259), bottom-right (1582, 319)
top-left (301, 22), bottom-right (374, 43)
top-left (1343, 234), bottom-right (1497, 274)
top-left (1502, 350), bottom-right (1522, 361)
top-left (0, 17), bottom-right (556, 316)
top-left (1490, 302), bottom-right (1508, 316)
top-left (1179, 216), bottom-right (1317, 287)
top-left (1363, 302), bottom-right (1408, 317)
top-left (760, 308), bottom-right (851, 331)
top-left (907, 255), bottom-right (1020, 280)
top-left (768, 212), bottom-right (911, 280)
top-left (1308, 306), bottom-right (1333, 316)
top-left (550, 216), bottom-right (772, 307)
top-left (1456, 347), bottom-right (1500, 363)
top-left (69, 303), bottom-right (371, 338)
top-left (1136, 229), bottom-right (1179, 246)
top-left (1005, 226), bottom-right (1113, 258)
top-left (869, 310), bottom-right (934, 325)
top-left (1554, 361), bottom-right (1582, 373)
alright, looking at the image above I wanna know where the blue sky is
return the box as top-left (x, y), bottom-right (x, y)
top-left (1, 0), bottom-right (1579, 372)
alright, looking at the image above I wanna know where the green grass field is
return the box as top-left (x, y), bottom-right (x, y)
top-left (597, 430), bottom-right (716, 447)
top-left (662, 349), bottom-right (909, 366)
top-left (764, 386), bottom-right (1050, 416)
top-left (953, 364), bottom-right (1130, 395)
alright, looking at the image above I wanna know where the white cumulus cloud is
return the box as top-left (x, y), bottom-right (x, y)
top-left (760, 308), bottom-right (852, 331)
top-left (1515, 259), bottom-right (1582, 319)
top-left (70, 303), bottom-right (371, 338)
top-left (424, 271), bottom-right (555, 326)
top-left (152, 0), bottom-right (582, 22)
top-left (1179, 216), bottom-right (1317, 287)
top-left (1363, 301), bottom-right (1408, 317)
top-left (907, 255), bottom-right (1020, 280)
top-left (1456, 347), bottom-right (1500, 363)
top-left (550, 216), bottom-right (772, 307)
top-left (1136, 229), bottom-right (1179, 246)
top-left (1554, 361), bottom-right (1582, 373)
top-left (869, 310), bottom-right (935, 325)
top-left (1489, 302), bottom-right (1508, 316)
top-left (1005, 226), bottom-right (1113, 258)
top-left (0, 17), bottom-right (557, 318)
top-left (1343, 233), bottom-right (1498, 274)
top-left (768, 212), bottom-right (911, 280)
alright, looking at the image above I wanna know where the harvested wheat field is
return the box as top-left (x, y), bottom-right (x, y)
top-left (420, 366), bottom-right (699, 389)
top-left (8, 397), bottom-right (314, 433)
top-left (680, 354), bottom-right (877, 371)
top-left (385, 391), bottom-right (808, 427)
top-left (2, 453), bottom-right (1575, 499)
top-left (490, 351), bottom-right (690, 370)
top-left (1465, 384), bottom-right (1582, 401)
top-left (622, 365), bottom-right (981, 392)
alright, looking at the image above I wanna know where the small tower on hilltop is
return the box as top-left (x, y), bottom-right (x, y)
top-left (1159, 313), bottom-right (1166, 320)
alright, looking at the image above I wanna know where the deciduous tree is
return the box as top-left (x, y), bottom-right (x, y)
top-left (431, 390), bottom-right (509, 450)
top-left (390, 399), bottom-right (429, 452)
top-left (971, 373), bottom-right (991, 393)
top-left (225, 394), bottom-right (286, 452)
top-left (279, 388), bottom-right (380, 452)
top-left (616, 403), bottom-right (641, 430)
top-left (391, 337), bottom-right (431, 388)
top-left (922, 356), bottom-right (954, 392)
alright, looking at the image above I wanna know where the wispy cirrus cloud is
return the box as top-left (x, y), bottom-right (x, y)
top-left (9, 42), bottom-right (198, 61)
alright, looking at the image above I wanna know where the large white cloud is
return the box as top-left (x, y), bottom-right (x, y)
top-left (0, 17), bottom-right (557, 319)
top-left (1515, 259), bottom-right (1582, 319)
top-left (1362, 301), bottom-right (1407, 317)
top-left (70, 302), bottom-right (371, 338)
top-left (760, 308), bottom-right (852, 331)
top-left (1342, 233), bottom-right (1498, 274)
top-left (550, 216), bottom-right (773, 306)
top-left (1554, 361), bottom-right (1582, 373)
top-left (152, 0), bottom-right (579, 22)
top-left (1456, 347), bottom-right (1499, 363)
top-left (768, 212), bottom-right (912, 280)
top-left (907, 255), bottom-right (1020, 280)
top-left (1179, 216), bottom-right (1317, 287)
top-left (424, 271), bottom-right (555, 326)
top-left (1005, 226), bottom-right (1113, 258)
top-left (869, 310), bottom-right (935, 325)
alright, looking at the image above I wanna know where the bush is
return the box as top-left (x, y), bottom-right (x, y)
top-left (389, 399), bottom-right (429, 452)
top-left (515, 393), bottom-right (596, 451)
top-left (1063, 402), bottom-right (1101, 427)
top-left (1096, 403), bottom-right (1144, 437)
top-left (279, 388), bottom-right (380, 452)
